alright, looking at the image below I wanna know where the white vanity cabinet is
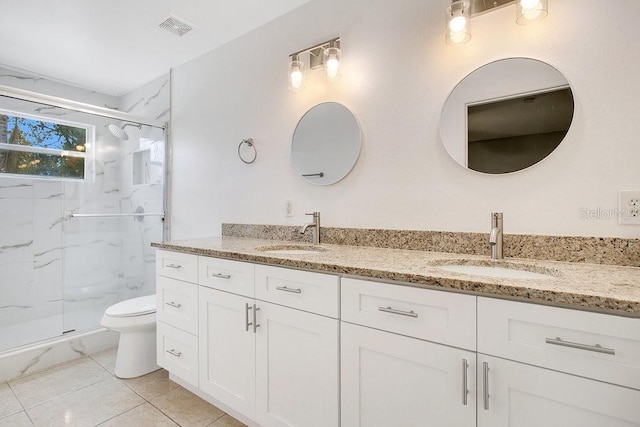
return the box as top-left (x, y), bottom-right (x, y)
top-left (340, 278), bottom-right (477, 427)
top-left (477, 297), bottom-right (640, 427)
top-left (254, 265), bottom-right (340, 427)
top-left (156, 247), bottom-right (640, 427)
top-left (197, 258), bottom-right (340, 427)
top-left (156, 250), bottom-right (200, 387)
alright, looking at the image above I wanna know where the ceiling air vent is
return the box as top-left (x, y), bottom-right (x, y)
top-left (159, 16), bottom-right (193, 37)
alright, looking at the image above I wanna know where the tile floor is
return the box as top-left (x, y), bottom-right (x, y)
top-left (0, 348), bottom-right (246, 427)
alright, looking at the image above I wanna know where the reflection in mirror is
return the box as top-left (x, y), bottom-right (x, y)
top-left (440, 58), bottom-right (574, 174)
top-left (292, 102), bottom-right (361, 185)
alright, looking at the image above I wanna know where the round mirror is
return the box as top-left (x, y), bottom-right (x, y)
top-left (292, 102), bottom-right (362, 185)
top-left (440, 58), bottom-right (574, 174)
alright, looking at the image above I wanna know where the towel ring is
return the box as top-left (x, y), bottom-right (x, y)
top-left (238, 138), bottom-right (257, 164)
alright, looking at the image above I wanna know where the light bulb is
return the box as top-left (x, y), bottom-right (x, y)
top-left (290, 69), bottom-right (303, 89)
top-left (520, 0), bottom-right (540, 9)
top-left (323, 47), bottom-right (341, 81)
top-left (288, 59), bottom-right (304, 91)
top-left (446, 1), bottom-right (471, 45)
top-left (449, 15), bottom-right (467, 32)
top-left (517, 0), bottom-right (548, 24)
top-left (326, 57), bottom-right (339, 79)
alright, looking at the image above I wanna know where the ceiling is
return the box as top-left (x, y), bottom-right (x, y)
top-left (0, 0), bottom-right (311, 96)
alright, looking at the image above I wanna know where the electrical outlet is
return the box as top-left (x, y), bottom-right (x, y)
top-left (618, 191), bottom-right (640, 225)
top-left (285, 200), bottom-right (294, 217)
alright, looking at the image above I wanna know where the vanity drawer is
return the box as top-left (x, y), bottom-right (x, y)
top-left (156, 250), bottom-right (198, 283)
top-left (199, 256), bottom-right (255, 298)
top-left (341, 278), bottom-right (476, 350)
top-left (157, 321), bottom-right (198, 387)
top-left (157, 276), bottom-right (198, 335)
top-left (478, 297), bottom-right (640, 390)
top-left (255, 265), bottom-right (339, 318)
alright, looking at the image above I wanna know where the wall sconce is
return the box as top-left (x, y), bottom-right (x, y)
top-left (446, 0), bottom-right (548, 45)
top-left (288, 37), bottom-right (341, 91)
top-left (446, 1), bottom-right (471, 45)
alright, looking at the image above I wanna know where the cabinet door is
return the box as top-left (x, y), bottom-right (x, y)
top-left (477, 354), bottom-right (640, 427)
top-left (341, 322), bottom-right (476, 427)
top-left (255, 302), bottom-right (339, 427)
top-left (199, 287), bottom-right (256, 418)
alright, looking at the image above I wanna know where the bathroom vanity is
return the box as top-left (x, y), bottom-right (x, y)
top-left (152, 238), bottom-right (640, 427)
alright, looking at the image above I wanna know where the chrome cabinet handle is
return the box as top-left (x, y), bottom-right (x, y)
top-left (483, 362), bottom-right (490, 410)
top-left (165, 301), bottom-right (182, 309)
top-left (462, 359), bottom-right (469, 406)
top-left (545, 337), bottom-right (615, 355)
top-left (210, 273), bottom-right (232, 279)
top-left (166, 263), bottom-right (182, 269)
top-left (253, 304), bottom-right (260, 333)
top-left (245, 303), bottom-right (252, 332)
top-left (276, 286), bottom-right (302, 294)
top-left (166, 349), bottom-right (182, 358)
top-left (378, 306), bottom-right (419, 318)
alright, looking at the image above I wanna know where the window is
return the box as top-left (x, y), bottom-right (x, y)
top-left (0, 109), bottom-right (93, 180)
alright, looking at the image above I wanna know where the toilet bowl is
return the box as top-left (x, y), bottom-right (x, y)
top-left (100, 295), bottom-right (160, 378)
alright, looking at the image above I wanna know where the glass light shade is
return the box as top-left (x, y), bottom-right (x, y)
top-left (446, 1), bottom-right (471, 45)
top-left (288, 59), bottom-right (304, 91)
top-left (323, 47), bottom-right (341, 81)
top-left (516, 0), bottom-right (548, 24)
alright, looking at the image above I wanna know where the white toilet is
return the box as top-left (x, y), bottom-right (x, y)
top-left (100, 295), bottom-right (160, 378)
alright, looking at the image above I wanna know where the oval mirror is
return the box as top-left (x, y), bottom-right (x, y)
top-left (440, 58), bottom-right (574, 174)
top-left (292, 102), bottom-right (362, 185)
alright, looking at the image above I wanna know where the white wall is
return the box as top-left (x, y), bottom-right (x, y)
top-left (171, 0), bottom-right (640, 239)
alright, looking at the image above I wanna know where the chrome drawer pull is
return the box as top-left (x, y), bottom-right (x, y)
top-left (253, 304), bottom-right (260, 333)
top-left (245, 303), bottom-right (253, 332)
top-left (165, 301), bottom-right (182, 309)
top-left (166, 349), bottom-right (182, 358)
top-left (462, 359), bottom-right (469, 406)
top-left (165, 263), bottom-right (182, 269)
top-left (545, 337), bottom-right (615, 355)
top-left (210, 272), bottom-right (232, 279)
top-left (378, 306), bottom-right (419, 318)
top-left (276, 286), bottom-right (302, 294)
top-left (483, 362), bottom-right (490, 410)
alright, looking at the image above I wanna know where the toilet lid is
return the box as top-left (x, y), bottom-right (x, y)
top-left (106, 295), bottom-right (156, 317)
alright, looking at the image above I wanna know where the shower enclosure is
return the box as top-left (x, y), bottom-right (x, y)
top-left (0, 86), bottom-right (166, 355)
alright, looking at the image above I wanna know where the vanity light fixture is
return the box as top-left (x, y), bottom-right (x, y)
top-left (288, 37), bottom-right (341, 91)
top-left (446, 1), bottom-right (471, 45)
top-left (446, 0), bottom-right (548, 45)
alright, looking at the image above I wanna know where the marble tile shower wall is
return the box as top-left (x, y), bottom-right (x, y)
top-left (0, 72), bottom-right (168, 353)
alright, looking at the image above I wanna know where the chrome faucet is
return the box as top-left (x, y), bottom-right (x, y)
top-left (489, 212), bottom-right (503, 259)
top-left (300, 212), bottom-right (321, 245)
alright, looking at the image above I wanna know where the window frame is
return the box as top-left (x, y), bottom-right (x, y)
top-left (0, 107), bottom-right (95, 181)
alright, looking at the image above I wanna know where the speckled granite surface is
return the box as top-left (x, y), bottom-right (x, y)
top-left (153, 236), bottom-right (640, 317)
top-left (221, 224), bottom-right (640, 267)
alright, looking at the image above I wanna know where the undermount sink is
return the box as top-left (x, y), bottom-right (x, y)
top-left (434, 260), bottom-right (559, 280)
top-left (254, 244), bottom-right (328, 255)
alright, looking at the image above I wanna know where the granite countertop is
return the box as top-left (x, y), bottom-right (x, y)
top-left (152, 237), bottom-right (640, 318)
